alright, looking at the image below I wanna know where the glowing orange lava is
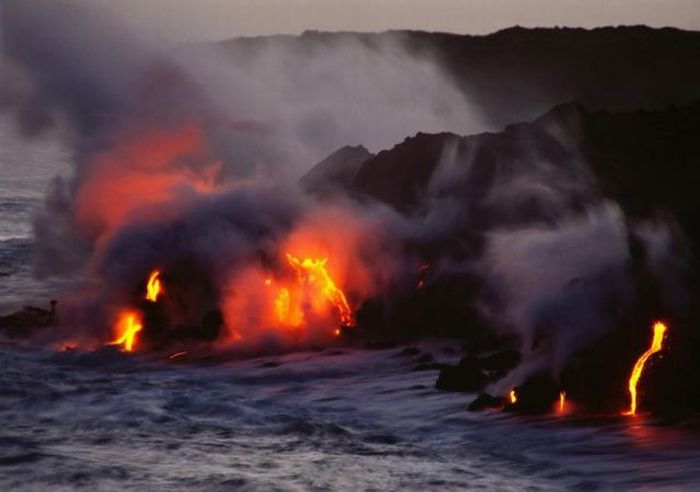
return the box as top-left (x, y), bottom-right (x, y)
top-left (168, 351), bottom-right (188, 360)
top-left (559, 391), bottom-right (566, 413)
top-left (273, 286), bottom-right (304, 327)
top-left (145, 269), bottom-right (163, 302)
top-left (623, 321), bottom-right (667, 416)
top-left (509, 389), bottom-right (517, 404)
top-left (110, 310), bottom-right (143, 352)
top-left (286, 254), bottom-right (354, 327)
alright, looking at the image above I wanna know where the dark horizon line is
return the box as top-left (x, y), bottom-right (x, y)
top-left (213, 23), bottom-right (699, 44)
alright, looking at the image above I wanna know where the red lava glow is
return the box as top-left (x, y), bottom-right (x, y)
top-left (509, 389), bottom-right (517, 404)
top-left (258, 254), bottom-right (353, 333)
top-left (74, 122), bottom-right (222, 240)
top-left (110, 310), bottom-right (143, 352)
top-left (168, 351), bottom-right (188, 360)
top-left (623, 321), bottom-right (668, 416)
top-left (272, 285), bottom-right (304, 327)
top-left (221, 206), bottom-right (396, 346)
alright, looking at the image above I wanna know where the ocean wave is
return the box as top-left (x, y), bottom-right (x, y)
top-left (1, 343), bottom-right (699, 490)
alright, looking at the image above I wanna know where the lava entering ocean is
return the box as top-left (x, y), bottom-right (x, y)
top-left (110, 310), bottom-right (143, 352)
top-left (109, 269), bottom-right (164, 352)
top-left (286, 254), bottom-right (354, 328)
top-left (559, 391), bottom-right (566, 414)
top-left (3, 1), bottom-right (696, 424)
top-left (257, 254), bottom-right (354, 337)
top-left (622, 321), bottom-right (668, 416)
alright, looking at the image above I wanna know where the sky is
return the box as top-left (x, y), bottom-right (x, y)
top-left (99, 0), bottom-right (700, 41)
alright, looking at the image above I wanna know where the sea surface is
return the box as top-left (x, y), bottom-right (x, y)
top-left (2, 119), bottom-right (700, 491)
top-left (0, 118), bottom-right (73, 312)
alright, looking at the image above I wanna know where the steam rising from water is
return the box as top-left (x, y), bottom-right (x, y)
top-left (0, 2), bottom-right (688, 388)
top-left (0, 0), bottom-right (472, 348)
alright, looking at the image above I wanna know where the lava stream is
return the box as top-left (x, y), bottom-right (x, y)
top-left (286, 254), bottom-right (354, 326)
top-left (559, 391), bottom-right (566, 413)
top-left (623, 321), bottom-right (668, 416)
top-left (145, 270), bottom-right (163, 302)
top-left (110, 311), bottom-right (143, 352)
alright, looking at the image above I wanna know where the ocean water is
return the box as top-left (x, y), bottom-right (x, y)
top-left (3, 343), bottom-right (700, 491)
top-left (0, 118), bottom-right (73, 312)
top-left (2, 120), bottom-right (700, 491)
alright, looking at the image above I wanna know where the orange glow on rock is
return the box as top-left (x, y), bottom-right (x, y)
top-left (623, 321), bottom-right (667, 416)
top-left (145, 269), bottom-right (163, 302)
top-left (110, 310), bottom-right (143, 352)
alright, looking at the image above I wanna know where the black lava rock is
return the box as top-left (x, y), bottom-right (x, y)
top-left (435, 355), bottom-right (487, 392)
top-left (468, 393), bottom-right (507, 412)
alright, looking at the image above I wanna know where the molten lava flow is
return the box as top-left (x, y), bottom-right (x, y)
top-left (145, 270), bottom-right (163, 302)
top-left (559, 391), bottom-right (566, 413)
top-left (110, 310), bottom-right (143, 352)
top-left (509, 389), bottom-right (517, 404)
top-left (623, 321), bottom-right (668, 416)
top-left (286, 254), bottom-right (354, 327)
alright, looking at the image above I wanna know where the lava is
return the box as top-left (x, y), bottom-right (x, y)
top-left (623, 321), bottom-right (668, 416)
top-left (145, 270), bottom-right (163, 302)
top-left (559, 391), bottom-right (566, 413)
top-left (273, 286), bottom-right (303, 327)
top-left (110, 310), bottom-right (143, 352)
top-left (509, 389), bottom-right (517, 404)
top-left (286, 254), bottom-right (354, 327)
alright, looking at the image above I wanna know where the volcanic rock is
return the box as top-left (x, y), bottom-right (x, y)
top-left (222, 27), bottom-right (700, 130)
top-left (301, 145), bottom-right (373, 196)
top-left (0, 301), bottom-right (57, 339)
top-left (435, 355), bottom-right (487, 392)
top-left (468, 392), bottom-right (507, 412)
top-left (477, 350), bottom-right (521, 379)
top-left (507, 373), bottom-right (561, 414)
top-left (347, 100), bottom-right (700, 249)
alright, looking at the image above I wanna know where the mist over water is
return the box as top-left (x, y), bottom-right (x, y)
top-left (0, 115), bottom-right (73, 311)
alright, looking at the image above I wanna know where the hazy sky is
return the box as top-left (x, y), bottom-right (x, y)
top-left (100, 0), bottom-right (700, 41)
